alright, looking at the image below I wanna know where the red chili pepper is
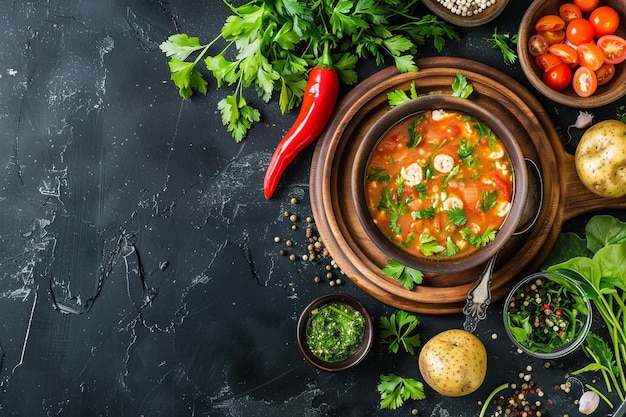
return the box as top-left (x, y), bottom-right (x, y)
top-left (263, 60), bottom-right (339, 199)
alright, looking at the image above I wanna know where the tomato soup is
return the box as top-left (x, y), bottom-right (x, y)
top-left (365, 109), bottom-right (514, 260)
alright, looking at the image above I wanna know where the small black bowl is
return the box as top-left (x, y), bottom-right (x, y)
top-left (297, 293), bottom-right (374, 372)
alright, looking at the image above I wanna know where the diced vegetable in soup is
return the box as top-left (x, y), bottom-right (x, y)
top-left (365, 109), bottom-right (513, 259)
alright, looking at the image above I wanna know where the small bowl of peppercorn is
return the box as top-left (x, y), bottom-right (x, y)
top-left (503, 271), bottom-right (592, 359)
top-left (421, 0), bottom-right (509, 27)
top-left (297, 293), bottom-right (374, 372)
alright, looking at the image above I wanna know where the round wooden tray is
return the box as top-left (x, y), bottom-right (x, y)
top-left (310, 56), bottom-right (626, 314)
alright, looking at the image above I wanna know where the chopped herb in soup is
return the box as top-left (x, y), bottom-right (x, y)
top-left (365, 109), bottom-right (513, 259)
top-left (306, 301), bottom-right (366, 363)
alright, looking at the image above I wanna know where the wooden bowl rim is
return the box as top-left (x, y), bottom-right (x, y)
top-left (421, 0), bottom-right (509, 27)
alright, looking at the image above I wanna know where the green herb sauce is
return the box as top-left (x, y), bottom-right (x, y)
top-left (306, 301), bottom-right (366, 363)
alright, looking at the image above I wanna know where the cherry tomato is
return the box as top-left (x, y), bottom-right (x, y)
top-left (528, 34), bottom-right (550, 56)
top-left (566, 18), bottom-right (595, 46)
top-left (590, 6), bottom-right (620, 38)
top-left (539, 30), bottom-right (566, 45)
top-left (543, 62), bottom-right (573, 90)
top-left (597, 35), bottom-right (626, 65)
top-left (536, 53), bottom-right (563, 71)
top-left (548, 43), bottom-right (578, 65)
top-left (535, 15), bottom-right (566, 32)
top-left (559, 3), bottom-right (582, 24)
top-left (572, 0), bottom-right (599, 12)
top-left (595, 63), bottom-right (615, 85)
top-left (577, 43), bottom-right (605, 71)
top-left (572, 66), bottom-right (598, 97)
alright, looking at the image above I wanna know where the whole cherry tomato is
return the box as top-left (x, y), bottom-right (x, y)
top-left (573, 0), bottom-right (599, 12)
top-left (559, 3), bottom-right (582, 24)
top-left (590, 6), bottom-right (620, 37)
top-left (543, 62), bottom-right (573, 91)
top-left (597, 35), bottom-right (626, 65)
top-left (566, 18), bottom-right (595, 46)
top-left (577, 43), bottom-right (605, 71)
top-left (572, 66), bottom-right (598, 97)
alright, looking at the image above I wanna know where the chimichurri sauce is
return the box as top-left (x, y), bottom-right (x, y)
top-left (306, 301), bottom-right (366, 363)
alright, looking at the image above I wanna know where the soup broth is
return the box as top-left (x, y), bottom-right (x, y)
top-left (365, 109), bottom-right (514, 260)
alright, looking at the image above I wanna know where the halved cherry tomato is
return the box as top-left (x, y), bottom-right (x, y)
top-left (597, 35), bottom-right (626, 65)
top-left (573, 66), bottom-right (598, 97)
top-left (535, 15), bottom-right (566, 32)
top-left (566, 18), bottom-right (595, 46)
top-left (590, 6), bottom-right (620, 38)
top-left (548, 43), bottom-right (578, 65)
top-left (573, 0), bottom-right (599, 12)
top-left (577, 43), bottom-right (605, 71)
top-left (543, 62), bottom-right (573, 90)
top-left (559, 3), bottom-right (582, 24)
top-left (540, 30), bottom-right (566, 45)
top-left (536, 53), bottom-right (563, 71)
top-left (595, 63), bottom-right (615, 85)
top-left (528, 34), bottom-right (550, 56)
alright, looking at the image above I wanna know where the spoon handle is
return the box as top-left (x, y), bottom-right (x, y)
top-left (463, 253), bottom-right (498, 333)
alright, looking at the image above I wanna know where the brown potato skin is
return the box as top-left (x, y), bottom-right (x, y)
top-left (418, 329), bottom-right (487, 397)
top-left (575, 120), bottom-right (626, 198)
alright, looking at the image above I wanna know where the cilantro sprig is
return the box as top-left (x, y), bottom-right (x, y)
top-left (379, 310), bottom-right (421, 354)
top-left (484, 27), bottom-right (518, 65)
top-left (160, 0), bottom-right (459, 142)
top-left (378, 373), bottom-right (426, 410)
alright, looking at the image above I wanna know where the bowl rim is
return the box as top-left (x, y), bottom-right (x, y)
top-left (517, 0), bottom-right (626, 108)
top-left (296, 293), bottom-right (374, 372)
top-left (502, 271), bottom-right (593, 359)
top-left (351, 94), bottom-right (529, 274)
top-left (421, 0), bottom-right (509, 27)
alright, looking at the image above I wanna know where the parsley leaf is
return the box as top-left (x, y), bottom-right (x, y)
top-left (462, 226), bottom-right (497, 247)
top-left (441, 237), bottom-right (460, 257)
top-left (485, 27), bottom-right (518, 65)
top-left (451, 71), bottom-right (474, 99)
top-left (378, 373), bottom-right (426, 410)
top-left (379, 310), bottom-right (421, 354)
top-left (480, 190), bottom-right (498, 212)
top-left (382, 259), bottom-right (424, 290)
top-left (367, 166), bottom-right (390, 183)
top-left (378, 188), bottom-right (411, 235)
top-left (407, 115), bottom-right (425, 148)
top-left (387, 81), bottom-right (419, 107)
top-left (420, 235), bottom-right (445, 256)
top-left (217, 95), bottom-right (261, 143)
top-left (446, 207), bottom-right (467, 226)
top-left (413, 206), bottom-right (435, 220)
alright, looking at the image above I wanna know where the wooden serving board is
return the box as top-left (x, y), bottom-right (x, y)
top-left (309, 56), bottom-right (626, 314)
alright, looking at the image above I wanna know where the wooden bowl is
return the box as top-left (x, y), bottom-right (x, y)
top-left (518, 0), bottom-right (626, 108)
top-left (351, 94), bottom-right (528, 274)
top-left (421, 0), bottom-right (509, 27)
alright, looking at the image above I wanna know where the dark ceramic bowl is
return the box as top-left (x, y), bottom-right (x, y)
top-left (503, 271), bottom-right (592, 359)
top-left (351, 94), bottom-right (528, 274)
top-left (518, 0), bottom-right (626, 107)
top-left (421, 0), bottom-right (509, 27)
top-left (297, 293), bottom-right (374, 372)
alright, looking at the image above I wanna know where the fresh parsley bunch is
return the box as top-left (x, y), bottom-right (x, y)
top-left (159, 0), bottom-right (459, 142)
top-left (379, 310), bottom-right (421, 354)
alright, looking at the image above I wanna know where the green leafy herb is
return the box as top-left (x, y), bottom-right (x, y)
top-left (441, 237), bottom-right (460, 257)
top-left (412, 206), bottom-right (435, 220)
top-left (388, 81), bottom-right (419, 107)
top-left (446, 207), bottom-right (467, 226)
top-left (419, 234), bottom-right (445, 256)
top-left (543, 214), bottom-right (626, 398)
top-left (480, 190), bottom-right (498, 212)
top-left (462, 226), bottom-right (497, 247)
top-left (160, 1), bottom-right (459, 142)
top-left (451, 71), bottom-right (473, 99)
top-left (414, 182), bottom-right (427, 200)
top-left (407, 115), bottom-right (425, 148)
top-left (457, 138), bottom-right (474, 159)
top-left (382, 259), bottom-right (424, 290)
top-left (379, 310), bottom-right (421, 354)
top-left (378, 373), bottom-right (426, 410)
top-left (378, 187), bottom-right (411, 235)
top-left (484, 27), bottom-right (518, 65)
top-left (367, 166), bottom-right (390, 183)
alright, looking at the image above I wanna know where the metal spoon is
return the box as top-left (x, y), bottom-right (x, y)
top-left (463, 158), bottom-right (543, 333)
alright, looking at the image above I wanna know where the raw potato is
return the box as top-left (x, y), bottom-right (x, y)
top-left (418, 329), bottom-right (487, 397)
top-left (575, 120), bottom-right (626, 198)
